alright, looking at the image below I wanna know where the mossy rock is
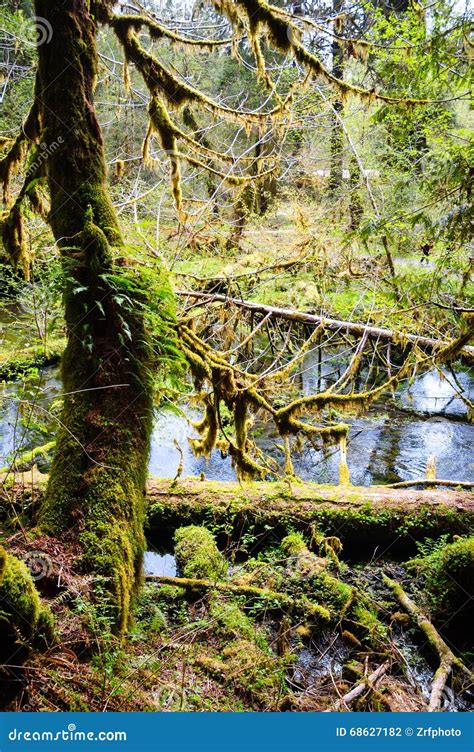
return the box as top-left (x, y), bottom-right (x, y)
top-left (0, 547), bottom-right (54, 660)
top-left (174, 525), bottom-right (227, 580)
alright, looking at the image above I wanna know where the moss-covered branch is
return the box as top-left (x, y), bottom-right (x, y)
top-left (176, 291), bottom-right (474, 366)
top-left (383, 574), bottom-right (473, 711)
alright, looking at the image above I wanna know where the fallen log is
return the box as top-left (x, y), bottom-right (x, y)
top-left (145, 479), bottom-right (474, 554)
top-left (383, 575), bottom-right (473, 712)
top-left (2, 474), bottom-right (473, 554)
top-left (386, 479), bottom-right (474, 490)
top-left (0, 344), bottom-right (63, 381)
top-left (176, 290), bottom-right (474, 366)
top-left (0, 441), bottom-right (56, 474)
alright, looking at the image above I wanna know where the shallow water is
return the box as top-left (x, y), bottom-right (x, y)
top-left (143, 551), bottom-right (177, 577)
top-left (147, 362), bottom-right (474, 484)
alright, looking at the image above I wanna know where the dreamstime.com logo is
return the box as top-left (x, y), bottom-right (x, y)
top-left (24, 137), bottom-right (64, 179)
top-left (24, 17), bottom-right (53, 47)
top-left (8, 724), bottom-right (127, 743)
top-left (23, 551), bottom-right (53, 581)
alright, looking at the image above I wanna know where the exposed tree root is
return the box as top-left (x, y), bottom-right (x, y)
top-left (383, 574), bottom-right (473, 712)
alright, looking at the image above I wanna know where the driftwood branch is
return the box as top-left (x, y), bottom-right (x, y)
top-left (324, 661), bottom-right (390, 711)
top-left (383, 574), bottom-right (473, 712)
top-left (176, 290), bottom-right (474, 366)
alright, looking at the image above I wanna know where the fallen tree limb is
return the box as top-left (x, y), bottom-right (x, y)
top-left (383, 574), bottom-right (473, 712)
top-left (145, 574), bottom-right (330, 618)
top-left (175, 290), bottom-right (474, 366)
top-left (386, 479), bottom-right (474, 490)
top-left (0, 441), bottom-right (56, 474)
top-left (2, 474), bottom-right (473, 553)
top-left (324, 661), bottom-right (390, 711)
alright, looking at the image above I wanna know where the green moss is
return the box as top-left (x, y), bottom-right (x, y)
top-left (0, 546), bottom-right (54, 657)
top-left (408, 536), bottom-right (474, 621)
top-left (310, 570), bottom-right (353, 615)
top-left (281, 531), bottom-right (307, 556)
top-left (199, 638), bottom-right (288, 707)
top-left (0, 344), bottom-right (63, 382)
top-left (209, 597), bottom-right (270, 651)
top-left (174, 525), bottom-right (227, 580)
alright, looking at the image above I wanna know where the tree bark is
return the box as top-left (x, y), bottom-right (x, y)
top-left (328, 0), bottom-right (344, 195)
top-left (34, 0), bottom-right (156, 632)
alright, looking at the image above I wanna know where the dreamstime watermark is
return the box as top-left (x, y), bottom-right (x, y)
top-left (25, 137), bottom-right (64, 179)
top-left (23, 551), bottom-right (53, 581)
top-left (151, 683), bottom-right (189, 711)
top-left (8, 724), bottom-right (127, 743)
top-left (24, 17), bottom-right (53, 47)
top-left (441, 686), bottom-right (456, 711)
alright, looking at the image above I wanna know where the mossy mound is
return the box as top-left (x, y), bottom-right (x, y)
top-left (409, 536), bottom-right (474, 621)
top-left (0, 547), bottom-right (54, 660)
top-left (174, 525), bottom-right (227, 580)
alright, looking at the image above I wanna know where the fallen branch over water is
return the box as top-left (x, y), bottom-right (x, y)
top-left (175, 290), bottom-right (474, 366)
top-left (386, 479), bottom-right (474, 490)
top-left (383, 575), bottom-right (473, 712)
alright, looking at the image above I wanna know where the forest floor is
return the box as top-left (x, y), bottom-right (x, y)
top-left (1, 473), bottom-right (473, 713)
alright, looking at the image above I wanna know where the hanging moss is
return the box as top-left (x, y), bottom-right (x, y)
top-left (110, 13), bottom-right (234, 51)
top-left (0, 99), bottom-right (40, 205)
top-left (189, 397), bottom-right (219, 459)
top-left (0, 202), bottom-right (30, 279)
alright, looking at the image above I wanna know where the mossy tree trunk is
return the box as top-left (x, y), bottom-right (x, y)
top-left (34, 0), bottom-right (155, 632)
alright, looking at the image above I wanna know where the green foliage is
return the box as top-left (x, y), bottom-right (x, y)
top-left (100, 260), bottom-right (185, 400)
top-left (408, 536), bottom-right (474, 620)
